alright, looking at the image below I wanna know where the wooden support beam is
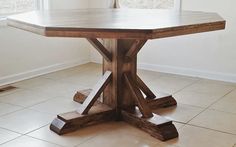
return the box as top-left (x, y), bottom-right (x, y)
top-left (122, 108), bottom-right (178, 141)
top-left (87, 38), bottom-right (112, 62)
top-left (73, 89), bottom-right (177, 110)
top-left (124, 73), bottom-right (153, 118)
top-left (77, 71), bottom-right (112, 115)
top-left (125, 40), bottom-right (147, 59)
top-left (137, 76), bottom-right (156, 99)
top-left (50, 103), bottom-right (116, 135)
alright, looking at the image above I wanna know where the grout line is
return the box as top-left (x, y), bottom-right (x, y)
top-left (186, 123), bottom-right (236, 136)
top-left (1, 64), bottom-right (236, 146)
top-left (0, 135), bottom-right (24, 146)
top-left (26, 107), bottom-right (57, 116)
top-left (0, 98), bottom-right (56, 117)
top-left (0, 87), bottom-right (63, 110)
top-left (207, 107), bottom-right (236, 116)
top-left (0, 101), bottom-right (25, 108)
top-left (74, 135), bottom-right (100, 147)
top-left (0, 107), bottom-right (25, 117)
top-left (0, 126), bottom-right (24, 135)
top-left (173, 120), bottom-right (236, 136)
top-left (24, 123), bottom-right (51, 135)
top-left (172, 121), bottom-right (187, 130)
top-left (172, 78), bottom-right (201, 95)
top-left (26, 127), bottom-right (100, 147)
top-left (176, 102), bottom-right (205, 109)
top-left (0, 107), bottom-right (29, 117)
top-left (0, 89), bottom-right (23, 98)
top-left (204, 89), bottom-right (236, 109)
top-left (185, 87), bottom-right (236, 125)
top-left (25, 134), bottom-right (66, 147)
top-left (0, 100), bottom-right (26, 107)
top-left (21, 96), bottom-right (58, 109)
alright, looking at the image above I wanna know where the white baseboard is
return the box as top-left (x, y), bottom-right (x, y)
top-left (138, 63), bottom-right (236, 83)
top-left (0, 58), bottom-right (89, 87)
top-left (2, 58), bottom-right (235, 87)
top-left (89, 61), bottom-right (236, 83)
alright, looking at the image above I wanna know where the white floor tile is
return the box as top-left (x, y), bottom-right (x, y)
top-left (0, 109), bottom-right (54, 134)
top-left (0, 128), bottom-right (21, 145)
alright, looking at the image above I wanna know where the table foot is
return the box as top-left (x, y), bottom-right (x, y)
top-left (147, 92), bottom-right (177, 110)
top-left (122, 108), bottom-right (178, 141)
top-left (50, 103), bottom-right (116, 135)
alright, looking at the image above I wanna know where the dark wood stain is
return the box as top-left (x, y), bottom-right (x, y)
top-left (8, 9), bottom-right (225, 39)
top-left (8, 9), bottom-right (225, 141)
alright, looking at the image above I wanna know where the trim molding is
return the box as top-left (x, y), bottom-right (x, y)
top-left (1, 58), bottom-right (235, 87)
top-left (138, 63), bottom-right (236, 83)
top-left (89, 60), bottom-right (236, 83)
top-left (0, 58), bottom-right (89, 87)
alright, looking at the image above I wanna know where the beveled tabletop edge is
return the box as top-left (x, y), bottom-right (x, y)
top-left (8, 19), bottom-right (225, 39)
top-left (7, 18), bottom-right (46, 36)
top-left (44, 24), bottom-right (226, 39)
top-left (7, 9), bottom-right (226, 39)
top-left (151, 20), bottom-right (226, 39)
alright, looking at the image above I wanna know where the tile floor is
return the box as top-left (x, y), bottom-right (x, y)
top-left (0, 63), bottom-right (236, 147)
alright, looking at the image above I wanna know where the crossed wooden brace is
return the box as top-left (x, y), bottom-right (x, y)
top-left (50, 38), bottom-right (178, 141)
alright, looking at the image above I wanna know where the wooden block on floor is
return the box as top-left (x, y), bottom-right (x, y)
top-left (73, 89), bottom-right (102, 105)
top-left (50, 103), bottom-right (116, 135)
top-left (147, 92), bottom-right (177, 109)
top-left (121, 108), bottom-right (178, 141)
top-left (73, 89), bottom-right (92, 104)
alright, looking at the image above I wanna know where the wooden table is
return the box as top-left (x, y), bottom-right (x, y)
top-left (8, 9), bottom-right (225, 141)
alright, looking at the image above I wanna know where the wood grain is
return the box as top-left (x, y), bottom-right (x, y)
top-left (122, 108), bottom-right (178, 141)
top-left (124, 73), bottom-right (153, 118)
top-left (125, 40), bottom-right (147, 59)
top-left (50, 103), bottom-right (116, 135)
top-left (147, 93), bottom-right (177, 109)
top-left (77, 71), bottom-right (112, 115)
top-left (103, 39), bottom-right (139, 118)
top-left (87, 38), bottom-right (112, 62)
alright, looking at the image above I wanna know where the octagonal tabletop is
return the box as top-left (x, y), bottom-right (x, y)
top-left (7, 9), bottom-right (225, 39)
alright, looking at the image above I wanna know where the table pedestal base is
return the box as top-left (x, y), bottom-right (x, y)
top-left (50, 38), bottom-right (178, 141)
top-left (50, 82), bottom-right (178, 141)
top-left (50, 103), bottom-right (116, 135)
top-left (122, 108), bottom-right (178, 141)
top-left (51, 102), bottom-right (178, 141)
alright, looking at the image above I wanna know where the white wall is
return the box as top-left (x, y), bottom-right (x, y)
top-left (138, 0), bottom-right (236, 82)
top-left (0, 0), bottom-right (91, 86)
top-left (1, 0), bottom-right (236, 86)
top-left (88, 0), bottom-right (236, 83)
top-left (87, 0), bottom-right (113, 63)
